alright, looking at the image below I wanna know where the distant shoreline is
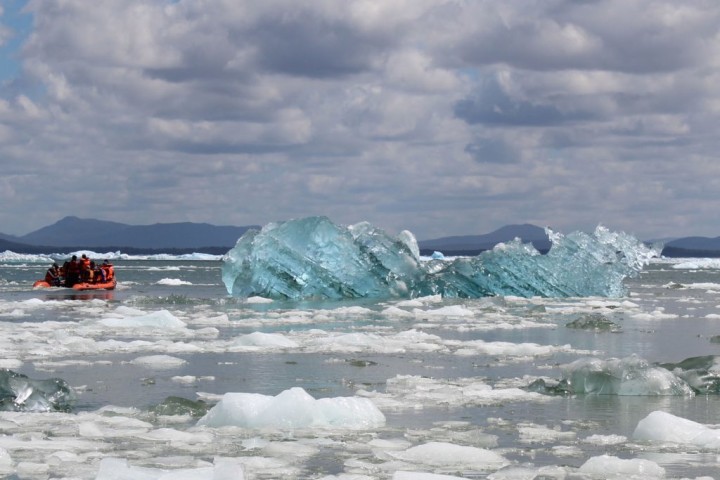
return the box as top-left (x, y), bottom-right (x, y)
top-left (0, 242), bottom-right (232, 256)
top-left (3, 244), bottom-right (719, 258)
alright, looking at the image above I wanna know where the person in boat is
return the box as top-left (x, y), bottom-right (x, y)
top-left (64, 255), bottom-right (80, 287)
top-left (101, 260), bottom-right (114, 283)
top-left (80, 254), bottom-right (92, 282)
top-left (44, 264), bottom-right (62, 287)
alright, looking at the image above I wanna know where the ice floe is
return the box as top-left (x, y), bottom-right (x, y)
top-left (197, 387), bottom-right (385, 429)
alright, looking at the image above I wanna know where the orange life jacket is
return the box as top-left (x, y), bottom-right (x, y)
top-left (102, 264), bottom-right (114, 281)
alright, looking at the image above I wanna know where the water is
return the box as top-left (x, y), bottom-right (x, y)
top-left (1, 256), bottom-right (720, 478)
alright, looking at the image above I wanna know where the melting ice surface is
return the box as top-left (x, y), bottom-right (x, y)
top-left (197, 387), bottom-right (386, 429)
top-left (222, 216), bottom-right (659, 300)
top-left (0, 370), bottom-right (76, 412)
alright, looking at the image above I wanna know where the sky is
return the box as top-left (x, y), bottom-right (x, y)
top-left (1, 0), bottom-right (719, 241)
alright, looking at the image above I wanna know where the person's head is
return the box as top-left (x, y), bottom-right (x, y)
top-left (71, 255), bottom-right (77, 261)
top-left (103, 260), bottom-right (109, 265)
top-left (82, 254), bottom-right (87, 259)
top-left (52, 263), bottom-right (58, 268)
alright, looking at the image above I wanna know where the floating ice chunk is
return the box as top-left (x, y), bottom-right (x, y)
top-left (518, 424), bottom-right (576, 444)
top-left (233, 332), bottom-right (299, 348)
top-left (156, 278), bottom-right (192, 286)
top-left (577, 454), bottom-right (664, 478)
top-left (222, 217), bottom-right (658, 300)
top-left (196, 387), bottom-right (385, 429)
top-left (381, 306), bottom-right (415, 317)
top-left (415, 305), bottom-right (474, 317)
top-left (246, 296), bottom-right (274, 304)
top-left (561, 355), bottom-right (694, 396)
top-left (633, 410), bottom-right (720, 447)
top-left (389, 442), bottom-right (509, 471)
top-left (0, 370), bottom-right (76, 412)
top-left (393, 472), bottom-right (466, 480)
top-left (0, 447), bottom-right (11, 473)
top-left (101, 310), bottom-right (186, 329)
top-left (130, 355), bottom-right (187, 369)
top-left (672, 259), bottom-right (720, 269)
top-left (583, 434), bottom-right (627, 445)
top-left (0, 360), bottom-right (22, 369)
top-left (0, 251), bottom-right (53, 263)
top-left (94, 457), bottom-right (244, 480)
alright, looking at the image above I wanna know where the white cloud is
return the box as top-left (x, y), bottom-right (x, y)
top-left (0, 0), bottom-right (719, 240)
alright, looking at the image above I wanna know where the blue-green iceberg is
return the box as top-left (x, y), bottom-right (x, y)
top-left (221, 216), bottom-right (659, 300)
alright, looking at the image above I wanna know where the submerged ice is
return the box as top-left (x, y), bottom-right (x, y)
top-left (0, 369), bottom-right (76, 412)
top-left (222, 216), bottom-right (659, 300)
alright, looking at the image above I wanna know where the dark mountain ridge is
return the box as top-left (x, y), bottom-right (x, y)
top-left (2, 217), bottom-right (720, 257)
top-left (418, 223), bottom-right (551, 255)
top-left (15, 216), bottom-right (259, 250)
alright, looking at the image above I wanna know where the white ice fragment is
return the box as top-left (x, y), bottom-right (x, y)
top-left (389, 442), bottom-right (509, 471)
top-left (156, 278), bottom-right (192, 285)
top-left (414, 305), bottom-right (474, 317)
top-left (233, 332), bottom-right (299, 348)
top-left (633, 410), bottom-right (720, 447)
top-left (577, 454), bottom-right (664, 478)
top-left (393, 472), bottom-right (466, 480)
top-left (101, 310), bottom-right (186, 329)
top-left (130, 355), bottom-right (187, 369)
top-left (139, 428), bottom-right (213, 444)
top-left (246, 296), bottom-right (274, 303)
top-left (197, 387), bottom-right (385, 429)
top-left (583, 434), bottom-right (627, 445)
top-left (94, 457), bottom-right (244, 480)
top-left (381, 306), bottom-right (414, 318)
top-left (0, 447), bottom-right (12, 473)
top-left (518, 424), bottom-right (576, 443)
top-left (0, 359), bottom-right (22, 369)
top-left (171, 376), bottom-right (197, 384)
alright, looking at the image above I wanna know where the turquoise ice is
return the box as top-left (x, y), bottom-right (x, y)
top-left (222, 216), bottom-right (660, 300)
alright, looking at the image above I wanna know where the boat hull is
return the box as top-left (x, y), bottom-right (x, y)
top-left (72, 280), bottom-right (117, 291)
top-left (33, 279), bottom-right (117, 290)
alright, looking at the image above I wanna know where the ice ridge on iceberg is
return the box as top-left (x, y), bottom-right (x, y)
top-left (222, 216), bottom-right (659, 300)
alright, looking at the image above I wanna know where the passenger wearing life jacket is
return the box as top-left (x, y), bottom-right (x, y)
top-left (80, 254), bottom-right (92, 282)
top-left (44, 264), bottom-right (62, 287)
top-left (101, 260), bottom-right (114, 282)
top-left (65, 255), bottom-right (80, 287)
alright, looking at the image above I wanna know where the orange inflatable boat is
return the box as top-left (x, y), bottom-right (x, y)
top-left (33, 279), bottom-right (117, 290)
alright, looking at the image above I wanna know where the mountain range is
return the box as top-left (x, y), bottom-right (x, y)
top-left (1, 216), bottom-right (719, 257)
top-left (0, 216), bottom-right (259, 254)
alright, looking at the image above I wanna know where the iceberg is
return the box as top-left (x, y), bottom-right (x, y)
top-left (196, 387), bottom-right (385, 429)
top-left (222, 216), bottom-right (659, 300)
top-left (0, 369), bottom-right (77, 412)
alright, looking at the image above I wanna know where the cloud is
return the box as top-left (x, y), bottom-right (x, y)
top-left (0, 0), bottom-right (720, 241)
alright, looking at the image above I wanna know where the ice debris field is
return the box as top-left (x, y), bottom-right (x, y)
top-left (0, 218), bottom-right (719, 478)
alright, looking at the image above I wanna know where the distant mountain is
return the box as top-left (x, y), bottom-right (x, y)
top-left (6, 217), bottom-right (720, 257)
top-left (16, 216), bottom-right (259, 250)
top-left (661, 236), bottom-right (720, 257)
top-left (419, 224), bottom-right (551, 255)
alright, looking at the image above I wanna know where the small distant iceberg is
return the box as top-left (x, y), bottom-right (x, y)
top-left (222, 216), bottom-right (659, 300)
top-left (0, 369), bottom-right (76, 412)
top-left (197, 387), bottom-right (385, 429)
top-left (528, 355), bottom-right (696, 396)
